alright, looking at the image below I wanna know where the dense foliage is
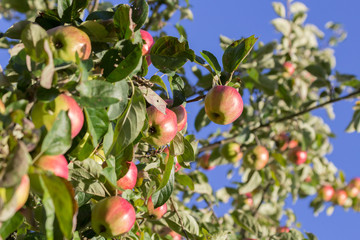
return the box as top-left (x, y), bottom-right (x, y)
top-left (0, 0), bottom-right (359, 239)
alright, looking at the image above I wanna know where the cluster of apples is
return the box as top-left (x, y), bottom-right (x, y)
top-left (275, 133), bottom-right (307, 165)
top-left (318, 177), bottom-right (360, 206)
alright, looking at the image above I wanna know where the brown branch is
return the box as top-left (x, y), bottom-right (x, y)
top-left (88, 0), bottom-right (99, 14)
top-left (186, 94), bottom-right (206, 103)
top-left (198, 89), bottom-right (360, 153)
top-left (169, 197), bottom-right (190, 240)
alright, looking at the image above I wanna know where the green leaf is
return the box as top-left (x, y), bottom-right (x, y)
top-left (84, 108), bottom-right (109, 147)
top-left (150, 75), bottom-right (169, 96)
top-left (271, 18), bottom-right (291, 35)
top-left (238, 171), bottom-right (262, 194)
top-left (0, 212), bottom-right (24, 239)
top-left (163, 211), bottom-right (199, 237)
top-left (152, 157), bottom-right (174, 208)
top-left (176, 174), bottom-right (194, 190)
top-left (40, 40), bottom-right (55, 89)
top-left (272, 2), bottom-right (286, 18)
top-left (130, 0), bottom-right (149, 31)
top-left (5, 20), bottom-right (31, 39)
top-left (231, 210), bottom-right (262, 237)
top-left (170, 133), bottom-right (185, 156)
top-left (107, 80), bottom-right (129, 120)
top-left (150, 36), bottom-right (195, 73)
top-left (21, 23), bottom-right (48, 62)
top-left (305, 232), bottom-right (318, 240)
top-left (68, 132), bottom-right (94, 160)
top-left (222, 35), bottom-right (257, 73)
top-left (178, 137), bottom-right (195, 163)
top-left (194, 107), bottom-right (211, 132)
top-left (113, 4), bottom-right (135, 40)
top-left (169, 74), bottom-right (186, 107)
top-left (57, 0), bottom-right (72, 19)
top-left (306, 64), bottom-right (327, 79)
top-left (201, 50), bottom-right (221, 75)
top-left (68, 159), bottom-right (108, 197)
top-left (41, 110), bottom-right (72, 155)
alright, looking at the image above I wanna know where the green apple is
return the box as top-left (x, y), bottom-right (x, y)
top-left (220, 142), bottom-right (243, 163)
top-left (47, 26), bottom-right (92, 62)
top-left (91, 196), bottom-right (136, 237)
top-left (243, 146), bottom-right (269, 170)
top-left (204, 86), bottom-right (243, 125)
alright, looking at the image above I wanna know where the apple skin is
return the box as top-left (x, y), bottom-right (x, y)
top-left (288, 147), bottom-right (307, 165)
top-left (204, 86), bottom-right (243, 125)
top-left (32, 94), bottom-right (84, 138)
top-left (47, 26), bottom-right (91, 62)
top-left (220, 142), bottom-right (243, 163)
top-left (318, 185), bottom-right (335, 201)
top-left (0, 99), bottom-right (5, 113)
top-left (36, 155), bottom-right (69, 179)
top-left (283, 61), bottom-right (295, 76)
top-left (346, 178), bottom-right (360, 198)
top-left (198, 153), bottom-right (215, 170)
top-left (91, 196), bottom-right (136, 237)
top-left (277, 226), bottom-right (290, 233)
top-left (243, 146), bottom-right (269, 170)
top-left (116, 162), bottom-right (138, 193)
top-left (165, 100), bottom-right (187, 132)
top-left (140, 30), bottom-right (154, 56)
top-left (144, 106), bottom-right (178, 147)
top-left (147, 197), bottom-right (167, 219)
top-left (333, 189), bottom-right (348, 206)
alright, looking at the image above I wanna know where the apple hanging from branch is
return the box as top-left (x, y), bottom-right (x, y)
top-left (35, 155), bottom-right (69, 179)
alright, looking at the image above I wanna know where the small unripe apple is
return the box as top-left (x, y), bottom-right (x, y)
top-left (165, 100), bottom-right (187, 132)
top-left (283, 61), bottom-right (295, 76)
top-left (117, 162), bottom-right (138, 193)
top-left (288, 147), bottom-right (307, 165)
top-left (318, 185), bottom-right (335, 201)
top-left (47, 26), bottom-right (92, 62)
top-left (333, 189), bottom-right (348, 206)
top-left (243, 146), bottom-right (269, 170)
top-left (35, 155), bottom-right (69, 179)
top-left (147, 197), bottom-right (167, 219)
top-left (277, 226), bottom-right (290, 233)
top-left (198, 153), bottom-right (215, 170)
top-left (91, 196), bottom-right (136, 237)
top-left (204, 86), bottom-right (243, 125)
top-left (220, 142), bottom-right (243, 163)
top-left (144, 106), bottom-right (178, 147)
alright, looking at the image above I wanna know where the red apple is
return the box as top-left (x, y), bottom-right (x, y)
top-left (175, 162), bottom-right (181, 172)
top-left (140, 30), bottom-right (154, 56)
top-left (346, 177), bottom-right (360, 198)
top-left (31, 94), bottom-right (84, 138)
top-left (35, 155), bottom-right (68, 179)
top-left (91, 196), bottom-right (136, 237)
top-left (283, 61), bottom-right (295, 76)
top-left (220, 142), bottom-right (243, 163)
top-left (243, 146), bottom-right (269, 170)
top-left (147, 197), bottom-right (167, 219)
top-left (333, 189), bottom-right (348, 206)
top-left (288, 147), bottom-right (307, 165)
top-left (204, 86), bottom-right (243, 125)
top-left (116, 162), bottom-right (138, 193)
top-left (244, 193), bottom-right (253, 207)
top-left (47, 26), bottom-right (91, 62)
top-left (318, 185), bottom-right (335, 201)
top-left (288, 140), bottom-right (298, 149)
top-left (169, 231), bottom-right (182, 240)
top-left (277, 226), bottom-right (290, 233)
top-left (144, 106), bottom-right (178, 147)
top-left (165, 100), bottom-right (187, 132)
top-left (198, 153), bottom-right (215, 170)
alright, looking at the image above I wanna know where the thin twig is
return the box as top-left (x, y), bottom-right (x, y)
top-left (169, 197), bottom-right (190, 240)
top-left (198, 89), bottom-right (360, 153)
top-left (186, 94), bottom-right (206, 103)
top-left (203, 196), bottom-right (220, 225)
top-left (253, 181), bottom-right (273, 217)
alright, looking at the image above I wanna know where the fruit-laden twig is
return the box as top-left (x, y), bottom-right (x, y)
top-left (198, 88), bottom-right (360, 153)
top-left (169, 197), bottom-right (190, 240)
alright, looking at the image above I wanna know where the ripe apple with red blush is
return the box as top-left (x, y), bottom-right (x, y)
top-left (140, 30), bottom-right (154, 65)
top-left (47, 26), bottom-right (91, 62)
top-left (0, 175), bottom-right (30, 211)
top-left (243, 146), bottom-right (269, 170)
top-left (165, 99), bottom-right (187, 132)
top-left (244, 193), bottom-right (253, 207)
top-left (204, 86), bottom-right (243, 125)
top-left (333, 189), bottom-right (348, 206)
top-left (283, 61), bottom-right (295, 76)
top-left (35, 155), bottom-right (68, 179)
top-left (288, 147), bottom-right (307, 165)
top-left (199, 153), bottom-right (215, 170)
top-left (91, 196), bottom-right (136, 237)
top-left (147, 197), bottom-right (167, 219)
top-left (31, 94), bottom-right (84, 138)
top-left (318, 185), bottom-right (335, 201)
top-left (277, 226), bottom-right (290, 233)
top-left (116, 162), bottom-right (138, 193)
top-left (144, 106), bottom-right (178, 147)
top-left (0, 99), bottom-right (5, 113)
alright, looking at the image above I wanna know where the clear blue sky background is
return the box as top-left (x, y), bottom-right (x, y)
top-left (1, 0), bottom-right (360, 239)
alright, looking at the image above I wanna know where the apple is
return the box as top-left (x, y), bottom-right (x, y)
top-left (140, 30), bottom-right (154, 56)
top-left (31, 94), bottom-right (84, 138)
top-left (318, 185), bottom-right (335, 201)
top-left (165, 100), bottom-right (187, 132)
top-left (144, 106), bottom-right (178, 147)
top-left (274, 132), bottom-right (289, 151)
top-left (91, 196), bottom-right (136, 237)
top-left (283, 61), bottom-right (295, 76)
top-left (346, 177), bottom-right (360, 198)
top-left (333, 189), bottom-right (348, 206)
top-left (11, 175), bottom-right (30, 211)
top-left (175, 162), bottom-right (182, 172)
top-left (220, 142), bottom-right (243, 163)
top-left (287, 147), bottom-right (307, 165)
top-left (169, 231), bottom-right (182, 240)
top-left (204, 86), bottom-right (243, 125)
top-left (147, 197), bottom-right (167, 219)
top-left (0, 99), bottom-right (5, 113)
top-left (243, 146), bottom-right (269, 170)
top-left (277, 226), bottom-right (290, 233)
top-left (244, 193), bottom-right (253, 207)
top-left (288, 140), bottom-right (298, 149)
top-left (35, 155), bottom-right (68, 179)
top-left (159, 227), bottom-right (182, 240)
top-left (47, 26), bottom-right (91, 62)
top-left (116, 162), bottom-right (138, 193)
top-left (198, 153), bottom-right (215, 170)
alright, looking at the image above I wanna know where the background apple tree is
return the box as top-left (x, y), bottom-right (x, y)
top-left (0, 0), bottom-right (359, 239)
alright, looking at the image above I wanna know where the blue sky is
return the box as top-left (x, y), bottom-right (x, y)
top-left (1, 0), bottom-right (360, 239)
